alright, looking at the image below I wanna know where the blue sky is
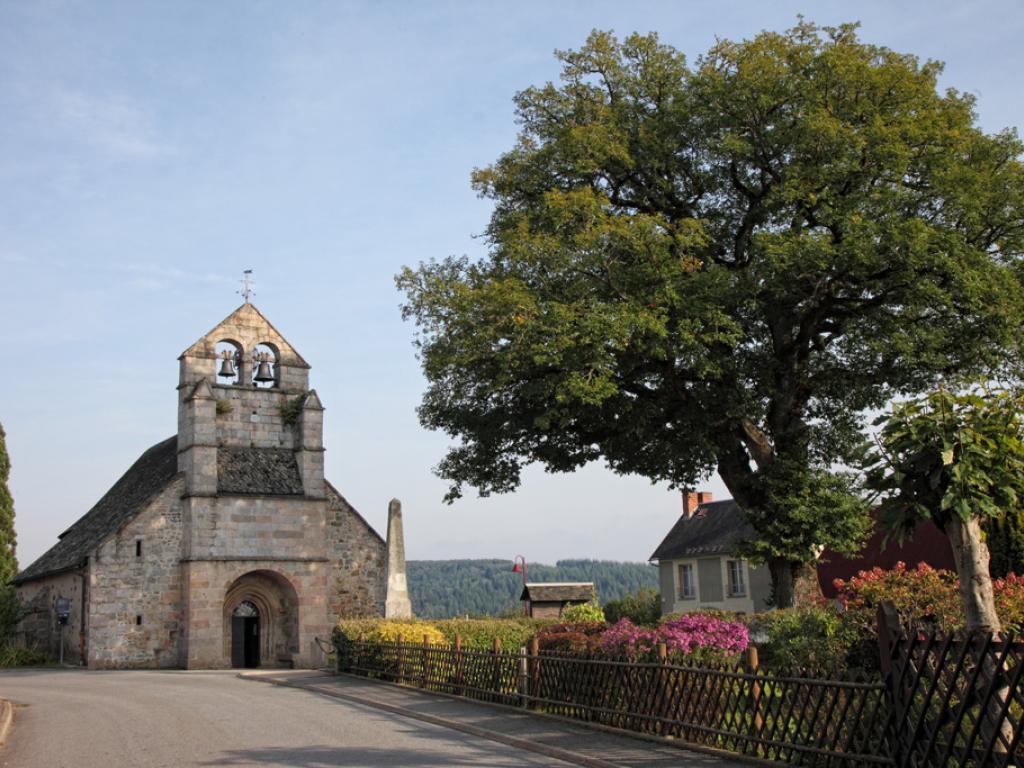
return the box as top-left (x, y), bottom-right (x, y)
top-left (3, 1), bottom-right (1023, 569)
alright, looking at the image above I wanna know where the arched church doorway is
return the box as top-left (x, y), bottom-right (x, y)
top-left (223, 570), bottom-right (299, 669)
top-left (231, 601), bottom-right (260, 668)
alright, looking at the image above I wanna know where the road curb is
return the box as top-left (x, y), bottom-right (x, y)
top-left (0, 698), bottom-right (13, 747)
top-left (241, 672), bottom-right (622, 768)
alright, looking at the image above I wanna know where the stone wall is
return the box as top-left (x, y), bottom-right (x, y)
top-left (15, 570), bottom-right (85, 663)
top-left (211, 384), bottom-right (297, 450)
top-left (326, 487), bottom-right (386, 618)
top-left (184, 496), bottom-right (328, 561)
top-left (87, 478), bottom-right (185, 668)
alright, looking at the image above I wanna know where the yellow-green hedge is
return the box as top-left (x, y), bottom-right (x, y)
top-left (335, 617), bottom-right (556, 650)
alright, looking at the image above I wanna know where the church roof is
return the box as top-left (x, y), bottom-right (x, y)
top-left (217, 447), bottom-right (305, 496)
top-left (14, 436), bottom-right (180, 585)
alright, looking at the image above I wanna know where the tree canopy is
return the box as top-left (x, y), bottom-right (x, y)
top-left (398, 22), bottom-right (1024, 606)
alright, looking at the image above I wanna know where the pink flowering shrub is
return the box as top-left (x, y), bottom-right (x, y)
top-left (834, 561), bottom-right (1024, 634)
top-left (600, 615), bottom-right (748, 663)
top-left (994, 572), bottom-right (1024, 632)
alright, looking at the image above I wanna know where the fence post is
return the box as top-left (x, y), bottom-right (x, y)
top-left (397, 633), bottom-right (405, 685)
top-left (421, 633), bottom-right (430, 689)
top-left (530, 636), bottom-right (540, 710)
top-left (876, 600), bottom-right (901, 680)
top-left (357, 632), bottom-right (365, 674)
top-left (745, 645), bottom-right (764, 736)
top-left (492, 637), bottom-right (502, 701)
top-left (875, 601), bottom-right (902, 760)
top-left (657, 642), bottom-right (668, 735)
top-left (454, 635), bottom-right (464, 696)
top-left (519, 645), bottom-right (529, 708)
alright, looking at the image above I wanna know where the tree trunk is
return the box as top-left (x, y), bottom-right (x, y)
top-left (769, 557), bottom-right (797, 609)
top-left (946, 515), bottom-right (1001, 633)
top-left (768, 558), bottom-right (822, 609)
top-left (945, 515), bottom-right (1013, 758)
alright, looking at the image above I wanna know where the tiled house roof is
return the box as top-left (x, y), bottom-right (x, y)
top-left (14, 436), bottom-right (180, 585)
top-left (649, 499), bottom-right (753, 560)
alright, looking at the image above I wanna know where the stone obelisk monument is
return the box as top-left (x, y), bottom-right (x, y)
top-left (384, 498), bottom-right (413, 618)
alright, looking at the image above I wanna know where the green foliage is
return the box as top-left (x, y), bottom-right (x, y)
top-left (985, 507), bottom-right (1024, 578)
top-left (406, 559), bottom-right (657, 618)
top-left (278, 394), bottom-right (306, 426)
top-left (751, 605), bottom-right (861, 673)
top-left (0, 586), bottom-right (21, 646)
top-left (0, 645), bottom-right (49, 668)
top-left (433, 618), bottom-right (552, 650)
top-left (0, 422), bottom-right (17, 585)
top-left (603, 588), bottom-right (661, 626)
top-left (862, 386), bottom-right (1024, 536)
top-left (562, 602), bottom-right (605, 623)
top-left (214, 399), bottom-right (233, 415)
top-left (398, 22), bottom-right (1024, 606)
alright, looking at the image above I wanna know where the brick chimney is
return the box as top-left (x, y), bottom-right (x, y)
top-left (681, 490), bottom-right (712, 519)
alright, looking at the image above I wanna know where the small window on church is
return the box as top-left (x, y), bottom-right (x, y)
top-left (252, 342), bottom-right (278, 389)
top-left (135, 615), bottom-right (142, 626)
top-left (215, 340), bottom-right (242, 385)
top-left (135, 540), bottom-right (142, 558)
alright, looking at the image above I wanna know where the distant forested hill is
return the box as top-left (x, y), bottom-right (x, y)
top-left (406, 559), bottom-right (659, 618)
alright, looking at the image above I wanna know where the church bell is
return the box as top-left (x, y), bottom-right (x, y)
top-left (218, 355), bottom-right (237, 378)
top-left (254, 360), bottom-right (274, 382)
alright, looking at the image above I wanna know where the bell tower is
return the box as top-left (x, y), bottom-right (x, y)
top-left (176, 302), bottom-right (326, 499)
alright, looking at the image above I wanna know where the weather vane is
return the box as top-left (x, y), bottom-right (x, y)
top-left (238, 269), bottom-right (254, 303)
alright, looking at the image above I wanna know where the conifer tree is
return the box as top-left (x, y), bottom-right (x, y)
top-left (0, 422), bottom-right (17, 585)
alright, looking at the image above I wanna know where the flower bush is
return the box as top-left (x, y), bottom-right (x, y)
top-left (994, 572), bottom-right (1024, 632)
top-left (600, 615), bottom-right (748, 663)
top-left (834, 562), bottom-right (962, 635)
top-left (534, 621), bottom-right (607, 653)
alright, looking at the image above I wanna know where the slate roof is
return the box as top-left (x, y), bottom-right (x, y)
top-left (649, 499), bottom-right (754, 561)
top-left (14, 436), bottom-right (180, 585)
top-left (217, 447), bottom-right (304, 496)
top-left (520, 582), bottom-right (595, 602)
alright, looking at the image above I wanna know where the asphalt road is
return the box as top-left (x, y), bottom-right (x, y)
top-left (0, 668), bottom-right (582, 768)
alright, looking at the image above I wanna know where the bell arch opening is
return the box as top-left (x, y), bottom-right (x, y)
top-left (251, 342), bottom-right (279, 388)
top-left (223, 570), bottom-right (299, 668)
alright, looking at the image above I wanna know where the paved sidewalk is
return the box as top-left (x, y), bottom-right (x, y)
top-left (243, 670), bottom-right (747, 768)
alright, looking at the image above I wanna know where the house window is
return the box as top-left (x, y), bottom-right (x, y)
top-left (678, 563), bottom-right (696, 599)
top-left (727, 560), bottom-right (746, 597)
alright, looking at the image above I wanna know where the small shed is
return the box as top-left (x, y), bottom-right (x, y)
top-left (519, 582), bottom-right (595, 619)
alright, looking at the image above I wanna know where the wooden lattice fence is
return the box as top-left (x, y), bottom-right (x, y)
top-left (334, 617), bottom-right (1024, 767)
top-left (878, 604), bottom-right (1024, 767)
top-left (336, 634), bottom-right (891, 766)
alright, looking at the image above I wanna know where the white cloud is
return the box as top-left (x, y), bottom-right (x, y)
top-left (51, 87), bottom-right (173, 159)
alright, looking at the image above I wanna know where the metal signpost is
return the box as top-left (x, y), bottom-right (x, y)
top-left (55, 598), bottom-right (71, 665)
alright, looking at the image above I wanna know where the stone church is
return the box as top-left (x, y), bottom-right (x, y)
top-left (14, 302), bottom-right (401, 669)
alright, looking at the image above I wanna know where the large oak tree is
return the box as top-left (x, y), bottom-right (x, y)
top-left (399, 23), bottom-right (1024, 606)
